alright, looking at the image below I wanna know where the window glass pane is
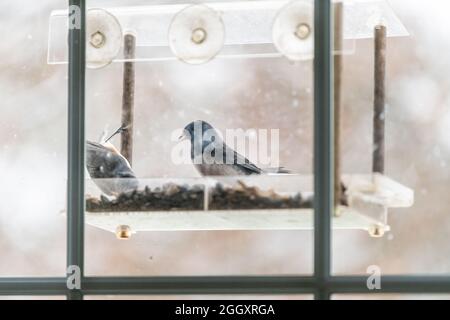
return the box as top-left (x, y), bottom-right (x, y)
top-left (332, 0), bottom-right (450, 275)
top-left (78, 0), bottom-right (315, 276)
top-left (0, 0), bottom-right (66, 276)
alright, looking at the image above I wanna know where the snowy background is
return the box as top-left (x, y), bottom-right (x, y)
top-left (0, 0), bottom-right (449, 299)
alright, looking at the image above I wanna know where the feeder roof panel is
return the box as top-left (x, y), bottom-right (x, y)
top-left (343, 0), bottom-right (409, 39)
top-left (51, 0), bottom-right (407, 45)
top-left (48, 0), bottom-right (408, 64)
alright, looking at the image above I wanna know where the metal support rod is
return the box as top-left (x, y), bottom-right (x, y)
top-left (333, 2), bottom-right (343, 210)
top-left (373, 25), bottom-right (386, 174)
top-left (121, 33), bottom-right (136, 165)
top-left (314, 0), bottom-right (334, 300)
top-left (67, 0), bottom-right (86, 300)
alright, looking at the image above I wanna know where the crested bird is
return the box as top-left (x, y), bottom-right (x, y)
top-left (86, 127), bottom-right (138, 195)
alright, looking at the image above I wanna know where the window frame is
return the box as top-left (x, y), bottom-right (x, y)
top-left (0, 0), bottom-right (450, 300)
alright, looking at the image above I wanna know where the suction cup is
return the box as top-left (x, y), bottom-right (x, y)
top-left (272, 0), bottom-right (314, 61)
top-left (86, 8), bottom-right (123, 69)
top-left (168, 4), bottom-right (225, 65)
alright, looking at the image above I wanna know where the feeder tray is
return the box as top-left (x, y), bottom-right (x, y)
top-left (79, 174), bottom-right (414, 238)
top-left (48, 0), bottom-right (408, 66)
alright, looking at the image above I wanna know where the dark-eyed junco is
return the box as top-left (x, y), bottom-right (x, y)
top-left (179, 120), bottom-right (289, 176)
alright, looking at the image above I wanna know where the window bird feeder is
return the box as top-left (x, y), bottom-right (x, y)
top-left (49, 0), bottom-right (413, 239)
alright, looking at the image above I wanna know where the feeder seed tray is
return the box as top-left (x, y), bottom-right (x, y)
top-left (81, 174), bottom-right (414, 239)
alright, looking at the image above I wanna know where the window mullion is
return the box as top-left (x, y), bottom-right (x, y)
top-left (67, 0), bottom-right (86, 300)
top-left (313, 0), bottom-right (334, 300)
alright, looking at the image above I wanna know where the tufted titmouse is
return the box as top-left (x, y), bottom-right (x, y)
top-left (86, 126), bottom-right (138, 195)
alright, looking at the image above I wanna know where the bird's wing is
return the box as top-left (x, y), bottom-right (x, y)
top-left (86, 141), bottom-right (111, 168)
top-left (86, 140), bottom-right (136, 178)
top-left (223, 143), bottom-right (262, 175)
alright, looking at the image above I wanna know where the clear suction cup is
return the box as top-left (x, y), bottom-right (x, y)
top-left (168, 4), bottom-right (225, 65)
top-left (86, 8), bottom-right (123, 69)
top-left (272, 0), bottom-right (314, 61)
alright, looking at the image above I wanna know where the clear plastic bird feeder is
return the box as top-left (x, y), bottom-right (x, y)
top-left (50, 0), bottom-right (413, 239)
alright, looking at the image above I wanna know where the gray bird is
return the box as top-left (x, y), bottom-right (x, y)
top-left (86, 132), bottom-right (138, 195)
top-left (179, 120), bottom-right (289, 176)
